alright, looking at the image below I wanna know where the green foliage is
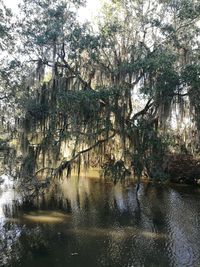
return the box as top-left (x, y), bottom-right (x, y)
top-left (26, 99), bottom-right (49, 120)
top-left (1, 0), bottom-right (200, 189)
top-left (131, 118), bottom-right (170, 180)
top-left (20, 151), bottom-right (36, 177)
top-left (177, 0), bottom-right (200, 20)
top-left (0, 0), bottom-right (12, 51)
top-left (17, 0), bottom-right (85, 58)
top-left (102, 159), bottom-right (131, 183)
top-left (140, 50), bottom-right (179, 97)
top-left (182, 64), bottom-right (200, 86)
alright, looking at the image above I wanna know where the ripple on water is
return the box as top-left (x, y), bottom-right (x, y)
top-left (0, 177), bottom-right (200, 267)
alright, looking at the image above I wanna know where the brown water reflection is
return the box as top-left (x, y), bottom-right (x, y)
top-left (0, 176), bottom-right (200, 267)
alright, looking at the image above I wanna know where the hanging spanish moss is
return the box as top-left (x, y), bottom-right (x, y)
top-left (1, 0), bottom-right (197, 197)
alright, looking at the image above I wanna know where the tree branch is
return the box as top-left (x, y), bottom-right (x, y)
top-left (131, 98), bottom-right (154, 121)
top-left (54, 130), bottom-right (116, 176)
top-left (125, 73), bottom-right (143, 87)
top-left (35, 167), bottom-right (55, 176)
top-left (34, 130), bottom-right (116, 178)
top-left (171, 92), bottom-right (189, 97)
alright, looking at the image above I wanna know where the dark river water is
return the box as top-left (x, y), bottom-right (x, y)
top-left (0, 175), bottom-right (200, 267)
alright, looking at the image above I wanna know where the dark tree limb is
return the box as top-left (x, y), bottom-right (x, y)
top-left (54, 130), bottom-right (116, 176)
top-left (131, 98), bottom-right (154, 121)
top-left (171, 92), bottom-right (189, 97)
top-left (34, 130), bottom-right (116, 179)
top-left (35, 167), bottom-right (55, 176)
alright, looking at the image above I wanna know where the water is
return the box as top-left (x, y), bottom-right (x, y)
top-left (0, 176), bottom-right (200, 267)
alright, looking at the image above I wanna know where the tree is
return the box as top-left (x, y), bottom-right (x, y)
top-left (0, 1), bottom-right (15, 135)
top-left (1, 0), bottom-right (200, 195)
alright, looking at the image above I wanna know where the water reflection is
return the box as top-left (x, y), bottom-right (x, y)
top-left (0, 176), bottom-right (200, 266)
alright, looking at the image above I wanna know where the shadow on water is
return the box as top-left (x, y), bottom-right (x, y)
top-left (0, 175), bottom-right (200, 267)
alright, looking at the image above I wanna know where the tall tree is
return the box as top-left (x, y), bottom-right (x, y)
top-left (1, 0), bottom-right (200, 193)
